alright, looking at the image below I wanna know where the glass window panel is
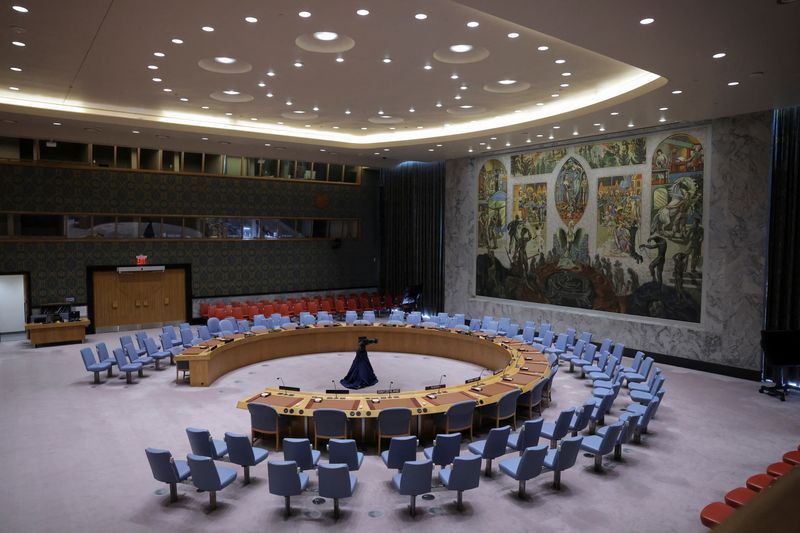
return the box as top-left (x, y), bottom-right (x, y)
top-left (183, 217), bottom-right (203, 238)
top-left (296, 161), bottom-right (312, 180)
top-left (183, 152), bottom-right (203, 173)
top-left (328, 220), bottom-right (343, 239)
top-left (242, 218), bottom-right (259, 240)
top-left (312, 219), bottom-right (327, 238)
top-left (0, 213), bottom-right (9, 236)
top-left (328, 164), bottom-right (343, 182)
top-left (139, 217), bottom-right (160, 238)
top-left (91, 215), bottom-right (115, 238)
top-left (243, 157), bottom-right (257, 176)
top-left (204, 217), bottom-right (224, 239)
top-left (223, 218), bottom-right (242, 239)
top-left (343, 165), bottom-right (358, 183)
top-left (278, 219), bottom-right (300, 238)
top-left (261, 159), bottom-right (278, 177)
top-left (278, 160), bottom-right (294, 178)
top-left (224, 155), bottom-right (242, 176)
top-left (162, 217), bottom-right (183, 238)
top-left (92, 145), bottom-right (114, 167)
top-left (298, 219), bottom-right (314, 238)
top-left (18, 214), bottom-right (64, 236)
top-left (67, 215), bottom-right (92, 238)
top-left (313, 162), bottom-right (328, 181)
top-left (260, 219), bottom-right (280, 239)
top-left (115, 216), bottom-right (139, 239)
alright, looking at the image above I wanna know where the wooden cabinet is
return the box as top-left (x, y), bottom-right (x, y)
top-left (92, 267), bottom-right (186, 328)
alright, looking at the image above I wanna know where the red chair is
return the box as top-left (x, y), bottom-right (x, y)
top-left (746, 473), bottom-right (775, 492)
top-left (279, 303), bottom-right (290, 317)
top-left (199, 303), bottom-right (209, 319)
top-left (700, 502), bottom-right (736, 528)
top-left (307, 300), bottom-right (319, 316)
top-left (292, 302), bottom-right (305, 317)
top-left (370, 294), bottom-right (382, 313)
top-left (262, 303), bottom-right (275, 317)
top-left (232, 307), bottom-right (244, 321)
top-left (231, 300), bottom-right (242, 307)
top-left (767, 462), bottom-right (793, 477)
top-left (383, 293), bottom-right (393, 309)
top-left (215, 307), bottom-right (227, 320)
top-left (359, 296), bottom-right (371, 311)
top-left (724, 487), bottom-right (758, 508)
top-left (248, 305), bottom-right (259, 319)
top-left (346, 298), bottom-right (359, 312)
top-left (334, 299), bottom-right (346, 319)
top-left (783, 450), bottom-right (800, 465)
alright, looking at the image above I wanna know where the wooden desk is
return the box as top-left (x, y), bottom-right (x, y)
top-left (25, 319), bottom-right (91, 348)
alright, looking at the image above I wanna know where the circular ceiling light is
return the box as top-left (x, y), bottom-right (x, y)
top-left (197, 56), bottom-right (253, 74)
top-left (483, 80), bottom-right (530, 93)
top-left (507, 32), bottom-right (519, 39)
top-left (8, 86), bottom-right (20, 91)
top-left (282, 111), bottom-right (319, 120)
top-left (245, 16), bottom-right (257, 23)
top-left (712, 52), bottom-right (726, 59)
top-left (424, 64), bottom-right (432, 70)
top-left (382, 57), bottom-right (392, 63)
top-left (659, 106), bottom-right (669, 111)
top-left (368, 115), bottom-right (404, 124)
top-left (201, 26), bottom-right (214, 32)
top-left (560, 83), bottom-right (569, 87)
top-left (450, 74), bottom-right (459, 79)
top-left (293, 61), bottom-right (303, 67)
top-left (498, 79), bottom-right (516, 85)
top-left (538, 45), bottom-right (549, 51)
top-left (147, 65), bottom-right (158, 70)
top-left (672, 89), bottom-right (683, 94)
top-left (356, 9), bottom-right (369, 16)
top-left (171, 38), bottom-right (183, 44)
top-left (639, 17), bottom-right (655, 25)
top-left (201, 105), bottom-right (209, 109)
top-left (223, 90), bottom-right (239, 95)
top-left (727, 81), bottom-right (740, 86)
top-left (336, 56), bottom-right (344, 62)
top-left (295, 32), bottom-right (355, 53)
top-left (449, 44), bottom-right (473, 53)
top-left (446, 105), bottom-right (486, 116)
top-left (151, 77), bottom-right (161, 82)
top-left (179, 97), bottom-right (188, 102)
top-left (298, 11), bottom-right (311, 18)
top-left (210, 91), bottom-right (254, 102)
top-left (12, 41), bottom-right (25, 46)
top-left (554, 59), bottom-right (566, 64)
top-left (415, 13), bottom-right (428, 20)
top-left (162, 88), bottom-right (172, 92)
top-left (10, 66), bottom-right (21, 71)
top-left (12, 5), bottom-right (29, 13)
top-left (610, 111), bottom-right (619, 115)
top-left (561, 72), bottom-right (571, 76)
top-left (313, 31), bottom-right (338, 41)
top-left (257, 81), bottom-right (265, 87)
top-left (466, 21), bottom-right (479, 28)
top-left (153, 52), bottom-right (165, 57)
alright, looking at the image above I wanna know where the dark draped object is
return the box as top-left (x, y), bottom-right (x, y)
top-left (764, 106), bottom-right (800, 385)
top-left (340, 346), bottom-right (378, 389)
top-left (379, 161), bottom-right (445, 313)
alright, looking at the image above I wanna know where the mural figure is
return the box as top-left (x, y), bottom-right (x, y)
top-left (577, 137), bottom-right (646, 168)
top-left (596, 174), bottom-right (642, 261)
top-left (477, 159), bottom-right (507, 251)
top-left (555, 158), bottom-right (589, 224)
top-left (511, 148), bottom-right (567, 176)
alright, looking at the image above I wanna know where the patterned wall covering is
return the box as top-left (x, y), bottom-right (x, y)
top-left (0, 164), bottom-right (379, 305)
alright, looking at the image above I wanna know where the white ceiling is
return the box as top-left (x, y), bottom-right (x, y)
top-left (0, 0), bottom-right (798, 166)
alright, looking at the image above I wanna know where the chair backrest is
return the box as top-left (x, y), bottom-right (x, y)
top-left (123, 342), bottom-right (139, 362)
top-left (186, 427), bottom-right (214, 457)
top-left (517, 418), bottom-right (544, 450)
top-left (468, 318), bottom-right (481, 331)
top-left (527, 378), bottom-right (547, 405)
top-left (551, 436), bottom-right (583, 471)
top-left (407, 312), bottom-right (422, 325)
top-left (248, 402), bottom-right (279, 432)
top-left (207, 317), bottom-right (221, 334)
top-left (482, 426), bottom-right (512, 459)
top-left (565, 328), bottom-right (577, 347)
top-left (540, 322), bottom-right (551, 333)
top-left (541, 329), bottom-right (555, 347)
top-left (119, 335), bottom-right (135, 350)
top-left (135, 331), bottom-right (148, 349)
top-left (612, 342), bottom-right (625, 359)
top-left (594, 352), bottom-right (609, 371)
top-left (397, 460), bottom-right (433, 496)
top-left (186, 454), bottom-right (222, 491)
top-left (318, 463), bottom-right (354, 498)
top-left (582, 343), bottom-right (597, 362)
top-left (145, 448), bottom-right (181, 483)
top-left (598, 337), bottom-right (613, 355)
top-left (482, 320), bottom-right (499, 333)
top-left (638, 357), bottom-right (654, 379)
top-left (161, 326), bottom-right (176, 341)
top-left (224, 432), bottom-right (256, 466)
top-left (144, 337), bottom-right (160, 356)
top-left (553, 333), bottom-right (568, 351)
top-left (579, 331), bottom-right (593, 345)
top-left (571, 340), bottom-right (586, 357)
top-left (429, 433), bottom-right (461, 466)
top-left (254, 314), bottom-right (267, 327)
top-left (516, 445), bottom-right (548, 479)
top-left (237, 319), bottom-right (250, 332)
top-left (345, 310), bottom-right (357, 324)
top-left (112, 347), bottom-right (128, 367)
top-left (496, 389), bottom-right (522, 419)
top-left (551, 408), bottom-right (577, 440)
top-left (446, 400), bottom-right (476, 430)
top-left (363, 310), bottom-right (376, 323)
top-left (328, 439), bottom-right (360, 470)
top-left (385, 436), bottom-right (417, 469)
top-left (268, 460), bottom-right (304, 496)
top-left (80, 347), bottom-right (97, 369)
top-left (521, 326), bottom-right (535, 344)
top-left (179, 328), bottom-right (193, 346)
top-left (378, 408), bottom-right (412, 436)
top-left (642, 396), bottom-right (662, 428)
top-left (650, 374), bottom-right (666, 394)
top-left (497, 317), bottom-right (511, 333)
top-left (629, 351), bottom-right (644, 372)
top-left (482, 315), bottom-right (494, 325)
top-left (571, 401), bottom-right (594, 432)
top-left (447, 455), bottom-right (482, 490)
top-left (523, 320), bottom-right (536, 330)
top-left (437, 312), bottom-right (449, 326)
top-left (158, 334), bottom-right (173, 352)
top-left (283, 438), bottom-right (316, 470)
top-left (596, 421), bottom-right (625, 454)
top-left (618, 415), bottom-right (641, 444)
top-left (95, 342), bottom-right (111, 362)
top-left (313, 409), bottom-right (348, 437)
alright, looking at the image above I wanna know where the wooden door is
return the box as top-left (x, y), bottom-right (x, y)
top-left (92, 268), bottom-right (186, 328)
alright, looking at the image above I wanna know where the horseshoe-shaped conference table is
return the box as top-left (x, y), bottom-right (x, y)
top-left (175, 324), bottom-right (551, 440)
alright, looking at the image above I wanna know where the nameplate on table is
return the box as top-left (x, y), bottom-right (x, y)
top-left (493, 368), bottom-right (504, 375)
top-left (425, 384), bottom-right (446, 391)
top-left (464, 376), bottom-right (481, 384)
top-left (326, 389), bottom-right (350, 395)
top-left (376, 388), bottom-right (400, 394)
top-left (279, 385), bottom-right (301, 392)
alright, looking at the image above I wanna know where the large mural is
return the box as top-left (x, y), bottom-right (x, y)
top-left (475, 132), bottom-right (706, 323)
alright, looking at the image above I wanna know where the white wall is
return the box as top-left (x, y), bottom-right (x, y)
top-left (0, 274), bottom-right (26, 333)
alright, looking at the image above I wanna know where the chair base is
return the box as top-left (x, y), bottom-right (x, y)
top-left (169, 482), bottom-right (178, 503)
top-left (92, 372), bottom-right (101, 384)
top-left (208, 490), bottom-right (217, 511)
top-left (243, 466), bottom-right (251, 484)
top-left (552, 470), bottom-right (562, 490)
top-left (518, 479), bottom-right (527, 499)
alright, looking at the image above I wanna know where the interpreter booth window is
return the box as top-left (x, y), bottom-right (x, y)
top-left (13, 214), bottom-right (65, 236)
top-left (115, 216), bottom-right (139, 239)
top-left (139, 217), bottom-right (161, 238)
top-left (296, 161), bottom-right (312, 180)
top-left (67, 215), bottom-right (93, 238)
top-left (91, 215), bottom-right (115, 238)
top-left (279, 160), bottom-right (295, 179)
top-left (161, 217), bottom-right (183, 238)
top-left (279, 219), bottom-right (302, 239)
top-left (242, 218), bottom-right (260, 240)
top-left (183, 218), bottom-right (204, 239)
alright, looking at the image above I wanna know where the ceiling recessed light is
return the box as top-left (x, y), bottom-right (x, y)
top-left (293, 110), bottom-right (305, 114)
top-left (298, 11), bottom-right (311, 18)
top-left (561, 72), bottom-right (571, 76)
top-left (250, 117), bottom-right (258, 121)
top-left (51, 122), bottom-right (61, 126)
top-left (479, 142), bottom-right (485, 145)
top-left (382, 57), bottom-right (392, 63)
top-left (468, 148), bottom-right (474, 153)
top-left (263, 143), bottom-right (270, 146)
top-left (659, 117), bottom-right (667, 123)
top-left (312, 105), bottom-right (319, 111)
top-left (415, 13), bottom-right (428, 20)
top-left (712, 52), bottom-right (726, 59)
top-left (727, 81), bottom-right (740, 86)
top-left (552, 126), bottom-right (560, 130)
top-left (526, 139), bottom-right (531, 143)
top-left (639, 17), bottom-right (655, 25)
top-left (560, 83), bottom-right (569, 87)
top-left (507, 32), bottom-right (519, 39)
top-left (225, 112), bottom-right (233, 116)
top-left (201, 105), bottom-right (209, 109)
top-left (628, 121), bottom-right (635, 127)
top-left (490, 136), bottom-right (497, 140)
top-left (377, 110), bottom-right (384, 115)
top-left (428, 148), bottom-right (435, 151)
top-left (536, 102), bottom-right (544, 106)
top-left (459, 105), bottom-right (473, 109)
top-left (257, 81), bottom-right (266, 87)
top-left (162, 88), bottom-right (172, 92)
top-left (320, 148), bottom-right (326, 152)
top-left (345, 109), bottom-right (351, 114)
top-left (147, 65), bottom-right (158, 70)
top-left (572, 131), bottom-right (579, 136)
top-left (374, 152), bottom-right (380, 155)
top-left (9, 66), bottom-right (21, 72)
top-left (467, 21), bottom-right (479, 28)
top-left (435, 102), bottom-right (442, 108)
top-left (12, 5), bottom-right (28, 13)
top-left (497, 79), bottom-right (516, 85)
top-left (132, 129), bottom-right (141, 134)
top-left (548, 135), bottom-right (554, 140)
top-left (659, 106), bottom-right (669, 111)
top-left (223, 90), bottom-right (240, 95)
top-left (409, 107), bottom-right (415, 112)
top-left (459, 84), bottom-right (468, 91)
top-left (449, 44), bottom-right (473, 53)
top-left (294, 61), bottom-right (303, 67)
top-left (179, 97), bottom-right (188, 102)
top-left (599, 127), bottom-right (605, 132)
top-left (277, 121), bottom-right (283, 125)
top-left (313, 31), bottom-right (338, 41)
top-left (593, 123), bottom-right (601, 126)
top-left (384, 148), bottom-right (391, 151)
top-left (361, 127), bottom-right (367, 130)
top-left (450, 73), bottom-right (459, 79)
top-left (454, 94), bottom-right (462, 100)
top-left (286, 100), bottom-right (292, 106)
top-left (214, 57), bottom-right (236, 64)
top-left (266, 92), bottom-right (273, 97)
top-left (153, 52), bottom-right (165, 57)
top-left (423, 64), bottom-right (432, 70)
top-left (333, 126), bottom-right (340, 129)
top-left (266, 70), bottom-right (275, 77)
top-left (11, 41), bottom-right (26, 47)
top-left (486, 145), bottom-right (491, 149)
top-left (672, 89), bottom-right (683, 94)
top-left (554, 59), bottom-right (566, 64)
top-left (537, 45), bottom-right (549, 51)
top-left (336, 56), bottom-right (344, 63)
top-left (610, 111), bottom-right (620, 115)
top-left (505, 142), bottom-right (511, 147)
top-left (356, 9), bottom-right (369, 16)
top-left (171, 38), bottom-right (183, 44)
top-left (201, 26), bottom-right (214, 32)
top-left (536, 134), bottom-right (543, 138)
top-left (417, 126), bottom-right (423, 129)
top-left (551, 93), bottom-right (559, 97)
top-left (245, 16), bottom-right (258, 23)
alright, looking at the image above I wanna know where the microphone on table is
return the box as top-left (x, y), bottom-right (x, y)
top-left (439, 374), bottom-right (447, 386)
top-left (478, 368), bottom-right (487, 382)
top-left (277, 377), bottom-right (286, 388)
top-left (331, 379), bottom-right (338, 396)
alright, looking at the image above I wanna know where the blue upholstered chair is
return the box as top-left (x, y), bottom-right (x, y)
top-left (327, 439), bottom-right (363, 470)
top-left (80, 347), bottom-right (112, 383)
top-left (159, 333), bottom-right (184, 360)
top-left (589, 355), bottom-right (619, 382)
top-left (95, 342), bottom-right (116, 373)
top-left (563, 328), bottom-right (577, 350)
top-left (571, 331), bottom-right (593, 351)
top-left (381, 435), bottom-right (418, 471)
top-left (532, 329), bottom-right (554, 351)
top-left (496, 317), bottom-right (511, 336)
top-left (145, 448), bottom-right (191, 503)
top-left (237, 319), bottom-right (251, 332)
top-left (179, 327), bottom-right (200, 348)
top-left (449, 315), bottom-right (467, 330)
top-left (186, 427), bottom-right (227, 460)
top-left (316, 311), bottom-right (334, 326)
top-left (560, 339), bottom-right (585, 366)
top-left (344, 310), bottom-right (357, 325)
top-left (423, 433), bottom-right (461, 470)
top-left (207, 317), bottom-right (222, 337)
top-left (134, 331), bottom-right (148, 352)
top-left (624, 396), bottom-right (662, 443)
top-left (620, 350), bottom-right (645, 374)
top-left (540, 407), bottom-right (576, 448)
top-left (439, 454), bottom-right (481, 511)
top-left (580, 420), bottom-right (625, 472)
top-left (498, 444), bottom-right (548, 498)
top-left (480, 319), bottom-right (499, 336)
top-left (435, 400), bottom-right (476, 440)
top-left (593, 367), bottom-right (626, 393)
top-left (112, 347), bottom-right (142, 383)
top-left (597, 414), bottom-right (640, 461)
top-left (353, 310), bottom-right (375, 325)
top-left (544, 332), bottom-right (568, 357)
top-left (628, 367), bottom-right (662, 393)
top-left (224, 432), bottom-right (268, 484)
top-left (532, 323), bottom-right (551, 344)
top-left (569, 401), bottom-right (595, 437)
top-left (507, 418), bottom-right (543, 453)
top-left (386, 310), bottom-right (405, 326)
top-left (514, 326), bottom-right (536, 344)
top-left (572, 344), bottom-right (598, 376)
top-left (580, 351), bottom-right (608, 379)
top-left (251, 314), bottom-right (268, 332)
top-left (467, 425), bottom-right (511, 476)
top-left (376, 408), bottom-right (412, 453)
top-left (144, 337), bottom-right (171, 369)
top-left (392, 459), bottom-right (433, 516)
top-left (630, 375), bottom-right (665, 404)
top-left (625, 356), bottom-right (654, 385)
top-left (197, 325), bottom-right (212, 341)
top-left (543, 436), bottom-right (583, 489)
top-left (162, 326), bottom-right (183, 347)
top-left (124, 342), bottom-right (153, 367)
top-left (219, 318), bottom-right (236, 336)
top-left (436, 312), bottom-right (450, 327)
top-left (282, 438), bottom-right (320, 471)
top-left (518, 378), bottom-right (546, 418)
top-left (268, 460), bottom-right (309, 517)
top-left (505, 322), bottom-right (520, 338)
top-left (186, 454), bottom-right (237, 510)
top-left (120, 335), bottom-right (145, 357)
top-left (313, 409), bottom-right (348, 449)
top-left (299, 313), bottom-right (316, 326)
top-left (478, 388), bottom-right (521, 428)
top-left (468, 318), bottom-right (481, 331)
top-left (248, 402), bottom-right (290, 449)
top-left (318, 463), bottom-right (358, 519)
top-left (406, 311), bottom-right (422, 326)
